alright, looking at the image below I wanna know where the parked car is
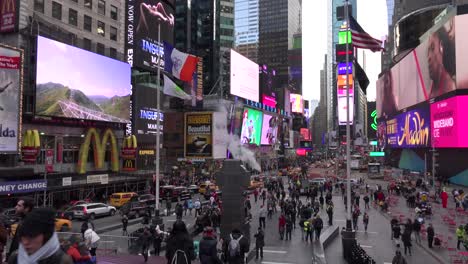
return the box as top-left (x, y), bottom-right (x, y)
top-left (160, 186), bottom-right (192, 202)
top-left (73, 203), bottom-right (117, 220)
top-left (120, 201), bottom-right (151, 219)
top-left (56, 206), bottom-right (78, 220)
top-left (69, 199), bottom-right (92, 206)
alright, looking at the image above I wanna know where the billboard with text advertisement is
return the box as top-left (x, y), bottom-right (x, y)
top-left (0, 0), bottom-right (19, 33)
top-left (431, 96), bottom-right (468, 148)
top-left (185, 113), bottom-right (213, 158)
top-left (385, 106), bottom-right (430, 148)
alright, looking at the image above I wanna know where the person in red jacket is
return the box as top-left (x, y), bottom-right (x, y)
top-left (66, 237), bottom-right (92, 264)
top-left (278, 214), bottom-right (286, 240)
top-left (441, 189), bottom-right (449, 208)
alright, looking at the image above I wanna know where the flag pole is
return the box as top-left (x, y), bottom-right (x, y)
top-left (344, 0), bottom-right (352, 230)
top-left (155, 23), bottom-right (161, 219)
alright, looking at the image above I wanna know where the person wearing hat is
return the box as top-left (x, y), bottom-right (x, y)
top-left (165, 220), bottom-right (196, 264)
top-left (8, 208), bottom-right (73, 264)
top-left (7, 197), bottom-right (34, 259)
top-left (199, 226), bottom-right (221, 264)
top-left (66, 236), bottom-right (92, 264)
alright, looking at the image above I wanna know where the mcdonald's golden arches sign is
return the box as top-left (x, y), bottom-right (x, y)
top-left (0, 0), bottom-right (18, 33)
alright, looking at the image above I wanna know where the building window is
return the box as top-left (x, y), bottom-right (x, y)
top-left (97, 21), bottom-right (105, 37)
top-left (84, 0), bottom-right (92, 9)
top-left (52, 2), bottom-right (62, 20)
top-left (96, 43), bottom-right (105, 55)
top-left (109, 47), bottom-right (117, 58)
top-left (110, 26), bottom-right (117, 41)
top-left (68, 8), bottom-right (77, 26)
top-left (83, 38), bottom-right (92, 51)
top-left (83, 15), bottom-right (92, 31)
top-left (34, 0), bottom-right (44, 13)
top-left (110, 5), bottom-right (117, 20)
top-left (98, 0), bottom-right (105, 15)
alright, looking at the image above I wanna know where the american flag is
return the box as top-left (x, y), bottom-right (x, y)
top-left (349, 16), bottom-right (384, 52)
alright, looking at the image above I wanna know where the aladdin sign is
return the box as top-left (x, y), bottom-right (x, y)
top-left (386, 107), bottom-right (430, 148)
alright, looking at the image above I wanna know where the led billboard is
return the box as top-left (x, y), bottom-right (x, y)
top-left (290, 94), bottom-right (303, 113)
top-left (260, 114), bottom-right (278, 145)
top-left (338, 30), bottom-right (351, 44)
top-left (36, 37), bottom-right (131, 123)
top-left (134, 84), bottom-right (163, 142)
top-left (431, 96), bottom-right (468, 148)
top-left (385, 106), bottom-right (430, 148)
top-left (231, 49), bottom-right (259, 102)
top-left (185, 112), bottom-right (212, 158)
top-left (260, 65), bottom-right (277, 108)
top-left (337, 62), bottom-right (352, 75)
top-left (338, 96), bottom-right (354, 125)
top-left (300, 128), bottom-right (311, 141)
top-left (0, 44), bottom-right (22, 152)
top-left (125, 0), bottom-right (174, 71)
top-left (240, 108), bottom-right (262, 145)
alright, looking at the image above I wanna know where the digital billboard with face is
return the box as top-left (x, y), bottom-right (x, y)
top-left (338, 96), bottom-right (354, 125)
top-left (125, 0), bottom-right (174, 71)
top-left (385, 106), bottom-right (430, 148)
top-left (260, 114), bottom-right (278, 145)
top-left (36, 36), bottom-right (131, 123)
top-left (240, 108), bottom-right (262, 145)
top-left (431, 96), bottom-right (468, 148)
top-left (290, 94), bottom-right (303, 113)
top-left (230, 49), bottom-right (259, 102)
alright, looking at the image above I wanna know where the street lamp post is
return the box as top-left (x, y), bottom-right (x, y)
top-left (154, 23), bottom-right (162, 224)
top-left (344, 0), bottom-right (352, 230)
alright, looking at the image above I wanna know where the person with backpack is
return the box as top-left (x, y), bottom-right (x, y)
top-left (303, 218), bottom-right (313, 243)
top-left (199, 227), bottom-right (221, 264)
top-left (223, 229), bottom-right (249, 264)
top-left (254, 227), bottom-right (264, 260)
top-left (314, 215), bottom-right (323, 241)
top-left (391, 250), bottom-right (407, 264)
top-left (166, 220), bottom-right (196, 264)
top-left (285, 216), bottom-right (293, 241)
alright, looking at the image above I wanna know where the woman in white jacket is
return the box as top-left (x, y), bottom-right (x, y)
top-left (84, 227), bottom-right (100, 259)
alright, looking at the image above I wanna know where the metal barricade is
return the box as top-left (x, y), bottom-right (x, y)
top-left (56, 232), bottom-right (140, 256)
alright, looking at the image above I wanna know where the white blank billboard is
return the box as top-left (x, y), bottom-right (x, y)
top-left (230, 49), bottom-right (259, 102)
top-left (338, 96), bottom-right (354, 125)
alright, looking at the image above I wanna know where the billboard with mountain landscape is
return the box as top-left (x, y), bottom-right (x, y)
top-left (35, 36), bottom-right (131, 123)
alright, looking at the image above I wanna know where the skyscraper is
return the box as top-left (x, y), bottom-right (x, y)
top-left (235, 0), bottom-right (259, 62)
top-left (258, 0), bottom-right (301, 102)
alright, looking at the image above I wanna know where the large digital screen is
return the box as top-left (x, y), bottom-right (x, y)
top-left (338, 96), bottom-right (354, 125)
top-left (125, 0), bottom-right (174, 71)
top-left (300, 128), bottom-right (311, 141)
top-left (337, 62), bottom-right (352, 75)
top-left (134, 84), bottom-right (163, 142)
top-left (260, 65), bottom-right (277, 107)
top-left (431, 96), bottom-right (468, 148)
top-left (240, 108), bottom-right (262, 145)
top-left (260, 114), bottom-right (278, 145)
top-left (231, 49), bottom-right (259, 102)
top-left (290, 94), bottom-right (303, 113)
top-left (385, 106), bottom-right (430, 148)
top-left (0, 45), bottom-right (21, 152)
top-left (36, 36), bottom-right (131, 123)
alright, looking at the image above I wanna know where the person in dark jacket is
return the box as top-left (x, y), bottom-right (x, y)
top-left (165, 220), bottom-right (196, 264)
top-left (401, 230), bottom-right (412, 256)
top-left (427, 224), bottom-right (435, 248)
top-left (254, 227), bottom-right (264, 260)
top-left (223, 228), bottom-right (250, 264)
top-left (176, 203), bottom-right (184, 220)
top-left (285, 216), bottom-right (293, 241)
top-left (199, 227), bottom-right (221, 264)
top-left (140, 227), bottom-right (152, 262)
top-left (7, 197), bottom-right (34, 259)
top-left (8, 208), bottom-right (73, 264)
top-left (314, 215), bottom-right (324, 241)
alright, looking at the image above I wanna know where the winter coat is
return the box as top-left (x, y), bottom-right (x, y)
top-left (254, 230), bottom-right (265, 247)
top-left (222, 231), bottom-right (249, 264)
top-left (165, 233), bottom-right (196, 264)
top-left (199, 236), bottom-right (221, 264)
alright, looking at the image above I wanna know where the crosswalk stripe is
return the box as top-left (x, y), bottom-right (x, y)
top-left (360, 245), bottom-right (373, 248)
top-left (263, 250), bottom-right (288, 254)
top-left (261, 262), bottom-right (295, 264)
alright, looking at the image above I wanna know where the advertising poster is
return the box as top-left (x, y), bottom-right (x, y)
top-left (134, 84), bottom-right (163, 142)
top-left (36, 36), bottom-right (131, 123)
top-left (338, 96), bottom-right (354, 125)
top-left (377, 122), bottom-right (386, 148)
top-left (260, 65), bottom-right (277, 108)
top-left (230, 49), bottom-right (259, 102)
top-left (260, 114), bottom-right (278, 145)
top-left (0, 0), bottom-right (18, 33)
top-left (45, 149), bottom-right (54, 173)
top-left (185, 113), bottom-right (213, 157)
top-left (385, 106), bottom-right (430, 148)
top-left (0, 45), bottom-right (21, 152)
top-left (240, 108), bottom-right (262, 146)
top-left (431, 96), bottom-right (468, 148)
top-left (300, 128), bottom-right (310, 141)
top-left (290, 94), bottom-right (303, 113)
top-left (125, 0), bottom-right (174, 71)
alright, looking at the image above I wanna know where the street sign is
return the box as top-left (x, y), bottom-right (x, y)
top-left (369, 151), bottom-right (385, 157)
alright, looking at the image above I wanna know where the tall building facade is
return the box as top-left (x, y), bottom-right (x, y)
top-left (234, 0), bottom-right (259, 61)
top-left (326, 0), bottom-right (357, 132)
top-left (312, 54), bottom-right (328, 148)
top-left (258, 0), bottom-right (301, 97)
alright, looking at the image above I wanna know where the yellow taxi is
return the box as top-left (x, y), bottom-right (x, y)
top-left (10, 218), bottom-right (72, 235)
top-left (198, 182), bottom-right (219, 195)
top-left (109, 192), bottom-right (138, 207)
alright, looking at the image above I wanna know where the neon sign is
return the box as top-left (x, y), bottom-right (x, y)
top-left (370, 110), bottom-right (377, 131)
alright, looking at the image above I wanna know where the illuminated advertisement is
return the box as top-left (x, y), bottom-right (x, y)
top-left (231, 49), bottom-right (259, 102)
top-left (338, 85), bottom-right (354, 97)
top-left (431, 96), bottom-right (468, 148)
top-left (0, 0), bottom-right (19, 33)
top-left (260, 65), bottom-right (277, 107)
top-left (338, 96), bottom-right (354, 125)
top-left (36, 36), bottom-right (131, 123)
top-left (337, 74), bottom-right (353, 87)
top-left (0, 44), bottom-right (22, 152)
top-left (260, 114), bottom-right (278, 145)
top-left (125, 0), bottom-right (174, 71)
top-left (386, 106), bottom-right (430, 148)
top-left (185, 113), bottom-right (213, 158)
top-left (337, 62), bottom-right (352, 75)
top-left (240, 108), bottom-right (263, 145)
top-left (300, 128), bottom-right (311, 141)
top-left (290, 94), bottom-right (303, 113)
top-left (377, 122), bottom-right (386, 148)
top-left (134, 84), bottom-right (163, 142)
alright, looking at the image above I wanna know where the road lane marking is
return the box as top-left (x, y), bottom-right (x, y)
top-left (261, 262), bottom-right (295, 264)
top-left (356, 231), bottom-right (378, 234)
top-left (360, 245), bottom-right (373, 248)
top-left (263, 250), bottom-right (287, 254)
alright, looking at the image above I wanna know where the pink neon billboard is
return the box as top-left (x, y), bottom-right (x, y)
top-left (430, 96), bottom-right (468, 148)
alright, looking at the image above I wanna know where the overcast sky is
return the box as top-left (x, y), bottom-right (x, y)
top-left (303, 0), bottom-right (388, 102)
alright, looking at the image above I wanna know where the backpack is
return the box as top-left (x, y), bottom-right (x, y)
top-left (171, 249), bottom-right (189, 264)
top-left (434, 237), bottom-right (441, 246)
top-left (228, 234), bottom-right (243, 258)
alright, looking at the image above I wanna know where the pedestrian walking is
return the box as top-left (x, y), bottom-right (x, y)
top-left (167, 199), bottom-right (172, 217)
top-left (122, 214), bottom-right (129, 236)
top-left (314, 215), bottom-right (323, 241)
top-left (139, 227), bottom-right (152, 262)
top-left (427, 224), bottom-right (435, 248)
top-left (199, 227), bottom-right (221, 264)
top-left (195, 199), bottom-right (202, 217)
top-left (364, 194), bottom-right (370, 210)
top-left (363, 212), bottom-right (369, 232)
top-left (391, 250), bottom-right (407, 264)
top-left (258, 205), bottom-right (267, 229)
top-left (165, 220), bottom-right (196, 264)
top-left (402, 230), bottom-right (412, 256)
top-left (84, 222), bottom-right (100, 260)
top-left (223, 228), bottom-right (250, 264)
top-left (326, 202), bottom-right (334, 226)
top-left (392, 223), bottom-right (402, 247)
top-left (254, 227), bottom-right (264, 260)
top-left (319, 195), bottom-right (324, 210)
top-left (176, 203), bottom-right (184, 220)
top-left (254, 188), bottom-right (259, 203)
top-left (412, 219), bottom-right (422, 244)
top-left (285, 216), bottom-right (293, 241)
top-left (154, 224), bottom-right (169, 256)
top-left (457, 225), bottom-right (466, 250)
top-left (7, 197), bottom-right (34, 260)
top-left (390, 217), bottom-right (399, 240)
top-left (304, 218), bottom-right (313, 242)
top-left (278, 214), bottom-right (286, 240)
top-left (352, 206), bottom-right (360, 230)
top-left (187, 198), bottom-right (194, 216)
